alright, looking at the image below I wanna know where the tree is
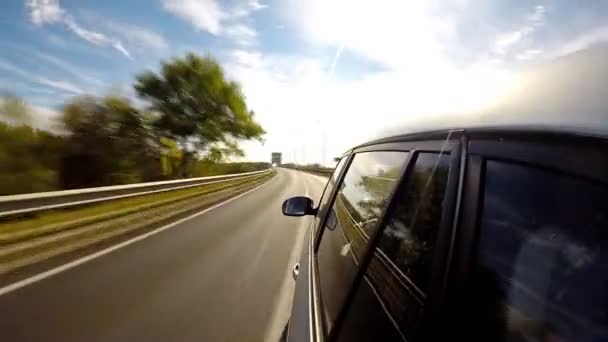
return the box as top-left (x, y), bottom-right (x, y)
top-left (0, 122), bottom-right (63, 195)
top-left (0, 93), bottom-right (32, 125)
top-left (60, 95), bottom-right (160, 188)
top-left (134, 53), bottom-right (265, 177)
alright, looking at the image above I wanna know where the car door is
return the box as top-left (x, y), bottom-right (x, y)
top-left (287, 156), bottom-right (350, 342)
top-left (449, 134), bottom-right (608, 341)
top-left (335, 149), bottom-right (460, 341)
top-left (314, 151), bottom-right (408, 335)
top-left (325, 138), bottom-right (461, 341)
top-left (292, 138), bottom-right (461, 342)
top-left (313, 148), bottom-right (412, 339)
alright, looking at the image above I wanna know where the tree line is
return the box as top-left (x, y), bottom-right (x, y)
top-left (0, 53), bottom-right (266, 196)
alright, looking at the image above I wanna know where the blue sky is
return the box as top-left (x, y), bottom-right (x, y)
top-left (2, 0), bottom-right (608, 163)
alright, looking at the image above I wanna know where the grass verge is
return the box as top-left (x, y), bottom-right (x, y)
top-left (0, 171), bottom-right (275, 279)
top-left (0, 172), bottom-right (270, 244)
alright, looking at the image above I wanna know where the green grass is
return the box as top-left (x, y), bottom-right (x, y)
top-left (0, 174), bottom-right (275, 266)
top-left (0, 172), bottom-right (272, 244)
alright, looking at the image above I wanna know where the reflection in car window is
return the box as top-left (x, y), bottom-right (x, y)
top-left (377, 153), bottom-right (451, 292)
top-left (351, 152), bottom-right (451, 340)
top-left (316, 151), bottom-right (407, 333)
top-left (476, 161), bottom-right (608, 342)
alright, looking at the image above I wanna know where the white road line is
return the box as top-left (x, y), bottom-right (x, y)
top-left (0, 176), bottom-right (278, 297)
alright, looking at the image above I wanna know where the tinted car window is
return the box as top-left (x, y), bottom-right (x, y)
top-left (339, 152), bottom-right (451, 341)
top-left (475, 160), bottom-right (608, 341)
top-left (377, 152), bottom-right (451, 292)
top-left (316, 151), bottom-right (408, 333)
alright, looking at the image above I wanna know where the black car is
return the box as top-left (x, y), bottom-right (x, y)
top-left (281, 46), bottom-right (608, 341)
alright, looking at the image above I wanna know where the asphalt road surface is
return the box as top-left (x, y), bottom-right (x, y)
top-left (0, 168), bottom-right (327, 342)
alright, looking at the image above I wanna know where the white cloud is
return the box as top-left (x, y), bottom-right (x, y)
top-left (27, 0), bottom-right (64, 25)
top-left (283, 0), bottom-right (446, 70)
top-left (63, 17), bottom-right (104, 44)
top-left (232, 2), bottom-right (608, 163)
top-left (226, 1), bottom-right (545, 162)
top-left (112, 41), bottom-right (132, 59)
top-left (558, 26), bottom-right (608, 56)
top-left (494, 31), bottom-right (524, 55)
top-left (224, 24), bottom-right (258, 46)
top-left (231, 50), bottom-right (262, 68)
top-left (162, 0), bottom-right (225, 34)
top-left (36, 78), bottom-right (84, 94)
top-left (249, 0), bottom-right (267, 11)
top-left (516, 49), bottom-right (543, 61)
top-left (63, 17), bottom-right (132, 59)
top-left (225, 49), bottom-right (512, 164)
top-left (26, 0), bottom-right (132, 59)
top-left (113, 24), bottom-right (169, 51)
top-left (0, 59), bottom-right (84, 95)
top-left (529, 5), bottom-right (546, 24)
top-left (34, 52), bottom-right (107, 88)
top-left (233, 0), bottom-right (268, 17)
top-left (162, 0), bottom-right (263, 46)
top-left (0, 77), bottom-right (59, 96)
top-left (284, 1), bottom-right (549, 70)
top-left (492, 5), bottom-right (546, 56)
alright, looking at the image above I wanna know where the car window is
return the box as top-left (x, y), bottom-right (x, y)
top-left (339, 152), bottom-right (451, 341)
top-left (314, 157), bottom-right (349, 226)
top-left (474, 160), bottom-right (608, 341)
top-left (316, 151), bottom-right (408, 333)
top-left (376, 152), bottom-right (451, 292)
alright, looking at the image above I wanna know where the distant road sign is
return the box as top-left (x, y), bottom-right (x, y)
top-left (271, 152), bottom-right (282, 165)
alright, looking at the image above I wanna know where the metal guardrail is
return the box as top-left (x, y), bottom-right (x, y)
top-left (0, 169), bottom-right (271, 218)
top-left (281, 166), bottom-right (332, 176)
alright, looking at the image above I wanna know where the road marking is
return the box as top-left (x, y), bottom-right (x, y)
top-left (0, 176), bottom-right (278, 297)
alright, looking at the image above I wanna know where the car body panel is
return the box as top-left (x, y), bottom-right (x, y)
top-left (287, 222), bottom-right (313, 342)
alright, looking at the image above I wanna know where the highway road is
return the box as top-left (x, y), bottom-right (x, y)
top-left (0, 168), bottom-right (327, 342)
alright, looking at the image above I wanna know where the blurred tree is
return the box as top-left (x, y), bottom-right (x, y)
top-left (0, 93), bottom-right (32, 125)
top-left (60, 95), bottom-right (160, 188)
top-left (134, 53), bottom-right (265, 177)
top-left (159, 137), bottom-right (182, 178)
top-left (0, 122), bottom-right (63, 195)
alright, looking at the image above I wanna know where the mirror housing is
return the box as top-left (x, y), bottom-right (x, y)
top-left (282, 196), bottom-right (316, 216)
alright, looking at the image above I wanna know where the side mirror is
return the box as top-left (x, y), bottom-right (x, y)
top-left (282, 196), bottom-right (316, 216)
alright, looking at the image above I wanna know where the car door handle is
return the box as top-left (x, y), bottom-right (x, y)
top-left (292, 263), bottom-right (300, 280)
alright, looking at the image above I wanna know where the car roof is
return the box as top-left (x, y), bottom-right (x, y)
top-left (360, 44), bottom-right (608, 147)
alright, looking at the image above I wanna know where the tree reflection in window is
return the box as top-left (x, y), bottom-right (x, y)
top-left (377, 153), bottom-right (450, 292)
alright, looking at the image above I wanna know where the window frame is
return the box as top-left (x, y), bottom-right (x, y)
top-left (443, 131), bottom-right (608, 340)
top-left (313, 138), bottom-right (462, 341)
top-left (313, 153), bottom-right (353, 248)
top-left (313, 149), bottom-right (412, 337)
top-left (309, 152), bottom-right (353, 342)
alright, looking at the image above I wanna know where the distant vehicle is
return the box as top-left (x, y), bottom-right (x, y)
top-left (280, 47), bottom-right (608, 341)
top-left (272, 163), bottom-right (278, 168)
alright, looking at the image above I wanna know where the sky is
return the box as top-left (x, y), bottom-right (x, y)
top-left (2, 0), bottom-right (608, 165)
